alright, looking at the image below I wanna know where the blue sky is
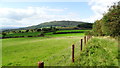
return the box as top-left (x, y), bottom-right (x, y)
top-left (0, 2), bottom-right (94, 19)
top-left (0, 0), bottom-right (119, 27)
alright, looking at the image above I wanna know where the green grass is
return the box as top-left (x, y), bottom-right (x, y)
top-left (0, 34), bottom-right (2, 37)
top-left (0, 39), bottom-right (2, 67)
top-left (56, 30), bottom-right (90, 33)
top-left (72, 37), bottom-right (118, 66)
top-left (2, 36), bottom-right (82, 66)
top-left (46, 33), bottom-right (85, 37)
top-left (2, 34), bottom-right (118, 66)
top-left (3, 29), bottom-right (89, 37)
top-left (5, 32), bottom-right (40, 37)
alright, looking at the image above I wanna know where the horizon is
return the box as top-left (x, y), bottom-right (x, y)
top-left (0, 0), bottom-right (119, 28)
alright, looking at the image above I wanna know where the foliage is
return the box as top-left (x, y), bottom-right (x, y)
top-left (92, 20), bottom-right (104, 36)
top-left (2, 30), bottom-right (87, 38)
top-left (23, 21), bottom-right (89, 29)
top-left (101, 2), bottom-right (120, 37)
top-left (39, 31), bottom-right (45, 37)
top-left (92, 2), bottom-right (120, 37)
top-left (2, 32), bottom-right (7, 37)
top-left (85, 30), bottom-right (93, 36)
top-left (73, 37), bottom-right (118, 66)
top-left (77, 23), bottom-right (93, 29)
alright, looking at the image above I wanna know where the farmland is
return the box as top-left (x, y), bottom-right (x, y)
top-left (2, 29), bottom-right (88, 38)
top-left (1, 27), bottom-right (119, 66)
top-left (2, 36), bottom-right (82, 66)
top-left (2, 34), bottom-right (118, 66)
top-left (1, 1), bottom-right (120, 67)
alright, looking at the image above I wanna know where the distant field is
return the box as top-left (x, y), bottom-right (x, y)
top-left (56, 30), bottom-right (90, 33)
top-left (3, 29), bottom-right (89, 37)
top-left (4, 32), bottom-right (40, 37)
top-left (46, 33), bottom-right (85, 37)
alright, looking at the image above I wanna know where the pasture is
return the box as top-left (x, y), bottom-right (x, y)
top-left (2, 35), bottom-right (83, 66)
top-left (2, 32), bottom-right (118, 66)
top-left (3, 29), bottom-right (88, 38)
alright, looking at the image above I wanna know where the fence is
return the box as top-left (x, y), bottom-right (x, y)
top-left (38, 35), bottom-right (92, 68)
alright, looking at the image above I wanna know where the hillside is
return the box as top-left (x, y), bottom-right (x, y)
top-left (22, 21), bottom-right (89, 29)
top-left (1, 21), bottom-right (90, 32)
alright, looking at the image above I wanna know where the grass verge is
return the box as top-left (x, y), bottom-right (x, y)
top-left (72, 37), bottom-right (118, 66)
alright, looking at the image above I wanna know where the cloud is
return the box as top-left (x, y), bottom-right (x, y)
top-left (0, 0), bottom-right (119, 28)
top-left (1, 0), bottom-right (89, 2)
top-left (0, 7), bottom-right (71, 27)
top-left (0, 7), bottom-right (82, 27)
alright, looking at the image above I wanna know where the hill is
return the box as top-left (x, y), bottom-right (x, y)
top-left (2, 21), bottom-right (91, 32)
top-left (22, 21), bottom-right (89, 29)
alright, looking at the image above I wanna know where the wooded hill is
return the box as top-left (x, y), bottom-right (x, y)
top-left (21, 21), bottom-right (89, 29)
top-left (1, 21), bottom-right (92, 33)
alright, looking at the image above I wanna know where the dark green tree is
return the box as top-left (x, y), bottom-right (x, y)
top-left (101, 2), bottom-right (120, 37)
top-left (77, 23), bottom-right (93, 29)
top-left (2, 32), bottom-right (7, 38)
top-left (92, 1), bottom-right (120, 37)
top-left (92, 20), bottom-right (103, 36)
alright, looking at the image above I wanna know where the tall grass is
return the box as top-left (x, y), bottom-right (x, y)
top-left (72, 37), bottom-right (118, 66)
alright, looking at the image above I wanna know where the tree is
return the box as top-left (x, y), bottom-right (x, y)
top-left (77, 23), bottom-right (93, 29)
top-left (92, 1), bottom-right (120, 37)
top-left (26, 30), bottom-right (29, 32)
top-left (92, 20), bottom-right (103, 36)
top-left (39, 31), bottom-right (45, 37)
top-left (101, 2), bottom-right (120, 37)
top-left (2, 32), bottom-right (7, 38)
top-left (37, 29), bottom-right (41, 32)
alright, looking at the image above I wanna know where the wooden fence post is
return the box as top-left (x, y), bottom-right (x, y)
top-left (72, 44), bottom-right (74, 62)
top-left (84, 36), bottom-right (86, 45)
top-left (87, 36), bottom-right (89, 42)
top-left (81, 39), bottom-right (83, 51)
top-left (38, 61), bottom-right (44, 68)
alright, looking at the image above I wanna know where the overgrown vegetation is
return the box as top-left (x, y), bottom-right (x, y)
top-left (77, 23), bottom-right (93, 29)
top-left (89, 2), bottom-right (120, 37)
top-left (73, 37), bottom-right (118, 66)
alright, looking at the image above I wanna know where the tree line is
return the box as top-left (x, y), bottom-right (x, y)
top-left (86, 1), bottom-right (120, 37)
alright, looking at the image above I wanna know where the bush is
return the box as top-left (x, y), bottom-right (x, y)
top-left (74, 37), bottom-right (118, 66)
top-left (39, 31), bottom-right (45, 37)
top-left (92, 2), bottom-right (120, 37)
top-left (85, 31), bottom-right (93, 36)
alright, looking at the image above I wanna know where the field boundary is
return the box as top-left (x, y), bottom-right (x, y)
top-left (37, 35), bottom-right (92, 68)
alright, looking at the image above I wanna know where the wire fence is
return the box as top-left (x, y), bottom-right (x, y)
top-left (38, 35), bottom-right (92, 67)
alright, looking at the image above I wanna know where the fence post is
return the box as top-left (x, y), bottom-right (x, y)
top-left (90, 35), bottom-right (92, 39)
top-left (84, 36), bottom-right (86, 45)
top-left (81, 39), bottom-right (83, 51)
top-left (38, 61), bottom-right (44, 68)
top-left (72, 44), bottom-right (74, 62)
top-left (87, 36), bottom-right (89, 42)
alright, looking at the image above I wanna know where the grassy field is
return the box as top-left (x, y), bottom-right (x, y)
top-left (2, 33), bottom-right (118, 66)
top-left (3, 29), bottom-right (88, 37)
top-left (2, 35), bottom-right (83, 66)
top-left (56, 30), bottom-right (90, 33)
top-left (4, 32), bottom-right (40, 37)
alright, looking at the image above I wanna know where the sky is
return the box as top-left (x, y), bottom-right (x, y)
top-left (0, 0), bottom-right (119, 28)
